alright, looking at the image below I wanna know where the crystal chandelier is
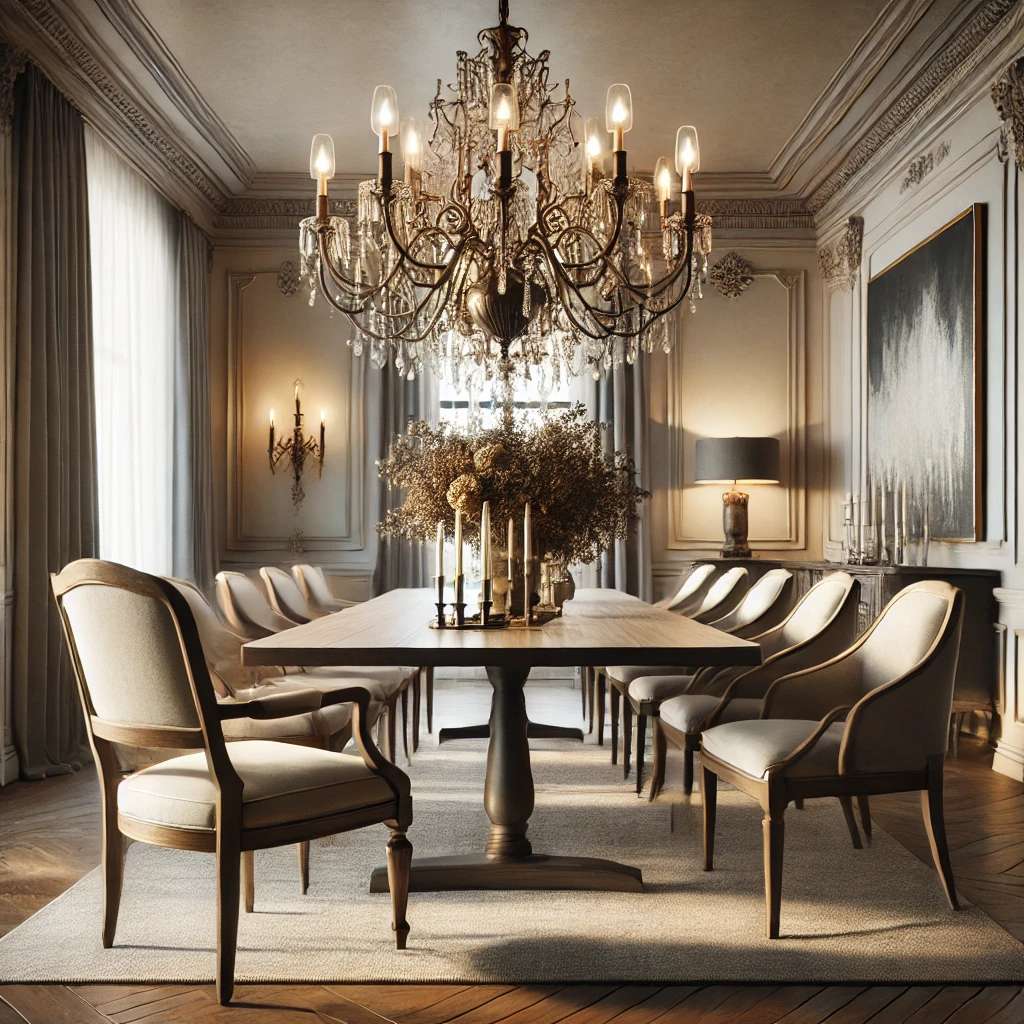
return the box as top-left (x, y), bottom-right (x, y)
top-left (299, 0), bottom-right (711, 386)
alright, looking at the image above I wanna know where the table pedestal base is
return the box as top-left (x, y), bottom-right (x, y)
top-left (369, 853), bottom-right (642, 893)
top-left (370, 663), bottom-right (642, 893)
top-left (437, 721), bottom-right (584, 744)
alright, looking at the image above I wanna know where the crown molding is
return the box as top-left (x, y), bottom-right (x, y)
top-left (92, 0), bottom-right (256, 188)
top-left (696, 197), bottom-right (814, 231)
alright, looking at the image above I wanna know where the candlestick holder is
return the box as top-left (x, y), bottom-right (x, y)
top-left (434, 574), bottom-right (446, 628)
top-left (454, 573), bottom-right (466, 627)
top-left (481, 578), bottom-right (493, 626)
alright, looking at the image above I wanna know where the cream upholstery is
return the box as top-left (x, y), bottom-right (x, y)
top-left (653, 563), bottom-right (717, 614)
top-left (62, 585), bottom-right (200, 729)
top-left (292, 564), bottom-right (357, 615)
top-left (708, 569), bottom-right (792, 636)
top-left (628, 674), bottom-right (697, 703)
top-left (216, 571), bottom-right (297, 639)
top-left (701, 720), bottom-right (845, 780)
top-left (660, 694), bottom-right (761, 733)
top-left (118, 740), bottom-right (394, 831)
top-left (772, 573), bottom-right (855, 653)
top-left (262, 566), bottom-right (321, 623)
top-left (221, 699), bottom-right (352, 745)
top-left (606, 665), bottom-right (690, 686)
top-left (691, 566), bottom-right (749, 624)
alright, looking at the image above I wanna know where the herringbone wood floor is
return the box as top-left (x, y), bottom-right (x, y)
top-left (2, 680), bottom-right (1023, 1023)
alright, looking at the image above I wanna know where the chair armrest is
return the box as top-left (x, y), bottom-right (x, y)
top-left (765, 705), bottom-right (853, 775)
top-left (760, 654), bottom-right (864, 720)
top-left (218, 687), bottom-right (323, 720)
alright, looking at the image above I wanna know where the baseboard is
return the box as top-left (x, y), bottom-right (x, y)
top-left (992, 742), bottom-right (1024, 782)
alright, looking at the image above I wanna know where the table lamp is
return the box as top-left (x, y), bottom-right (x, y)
top-left (695, 436), bottom-right (781, 558)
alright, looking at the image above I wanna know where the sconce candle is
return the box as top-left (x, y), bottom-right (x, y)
top-left (268, 380), bottom-right (325, 512)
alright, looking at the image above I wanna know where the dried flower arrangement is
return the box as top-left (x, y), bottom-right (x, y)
top-left (377, 405), bottom-right (649, 567)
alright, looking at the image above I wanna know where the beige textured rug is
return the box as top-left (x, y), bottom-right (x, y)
top-left (2, 713), bottom-right (1023, 984)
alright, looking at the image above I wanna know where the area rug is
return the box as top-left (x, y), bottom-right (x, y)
top-left (2, 714), bottom-right (1023, 984)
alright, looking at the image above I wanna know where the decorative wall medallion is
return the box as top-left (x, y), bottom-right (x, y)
top-left (817, 216), bottom-right (864, 292)
top-left (277, 260), bottom-right (299, 297)
top-left (900, 140), bottom-right (951, 192)
top-left (992, 56), bottom-right (1024, 172)
top-left (709, 252), bottom-right (755, 299)
top-left (0, 41), bottom-right (27, 135)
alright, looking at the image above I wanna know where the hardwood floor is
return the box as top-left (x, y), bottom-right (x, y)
top-left (1, 678), bottom-right (1023, 1023)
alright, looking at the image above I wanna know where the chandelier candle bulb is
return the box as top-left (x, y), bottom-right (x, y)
top-left (675, 126), bottom-right (699, 193)
top-left (309, 134), bottom-right (335, 197)
top-left (654, 156), bottom-right (672, 224)
top-left (371, 85), bottom-right (399, 152)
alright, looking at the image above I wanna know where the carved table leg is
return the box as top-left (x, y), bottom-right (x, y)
top-left (370, 664), bottom-right (642, 893)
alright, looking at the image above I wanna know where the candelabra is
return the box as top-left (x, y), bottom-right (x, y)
top-left (268, 380), bottom-right (325, 513)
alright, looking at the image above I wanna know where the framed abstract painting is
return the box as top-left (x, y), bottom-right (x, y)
top-left (866, 204), bottom-right (983, 542)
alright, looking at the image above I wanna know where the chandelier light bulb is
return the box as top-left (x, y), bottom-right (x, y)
top-left (371, 85), bottom-right (400, 151)
top-left (489, 83), bottom-right (520, 152)
top-left (400, 117), bottom-right (423, 174)
top-left (605, 83), bottom-right (632, 150)
top-left (654, 156), bottom-right (672, 202)
top-left (675, 125), bottom-right (700, 191)
top-left (309, 134), bottom-right (335, 196)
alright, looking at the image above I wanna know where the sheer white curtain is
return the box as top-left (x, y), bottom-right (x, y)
top-left (85, 128), bottom-right (177, 575)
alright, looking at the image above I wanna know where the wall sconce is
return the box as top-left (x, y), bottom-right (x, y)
top-left (269, 379), bottom-right (325, 512)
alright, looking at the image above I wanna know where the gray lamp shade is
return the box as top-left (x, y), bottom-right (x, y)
top-left (694, 436), bottom-right (781, 484)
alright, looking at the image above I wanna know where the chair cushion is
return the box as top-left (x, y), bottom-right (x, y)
top-left (221, 701), bottom-right (352, 744)
top-left (304, 665), bottom-right (412, 697)
top-left (660, 694), bottom-right (763, 734)
top-left (605, 665), bottom-right (689, 686)
top-left (118, 740), bottom-right (394, 832)
top-left (627, 675), bottom-right (693, 703)
top-left (701, 719), bottom-right (845, 780)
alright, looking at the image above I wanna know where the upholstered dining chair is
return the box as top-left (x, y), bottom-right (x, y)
top-left (690, 566), bottom-right (749, 624)
top-left (292, 562), bottom-right (435, 749)
top-left (701, 579), bottom-right (964, 939)
top-left (216, 570), bottom-right (415, 763)
top-left (653, 562), bottom-right (719, 614)
top-left (649, 570), bottom-right (860, 800)
top-left (261, 565), bottom-right (326, 623)
top-left (707, 568), bottom-right (794, 638)
top-left (51, 558), bottom-right (413, 1006)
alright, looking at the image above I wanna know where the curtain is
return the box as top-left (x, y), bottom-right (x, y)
top-left (372, 364), bottom-right (437, 594)
top-left (173, 212), bottom-right (215, 592)
top-left (595, 354), bottom-right (653, 601)
top-left (85, 128), bottom-right (178, 576)
top-left (12, 65), bottom-right (98, 778)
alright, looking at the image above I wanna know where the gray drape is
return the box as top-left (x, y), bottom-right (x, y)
top-left (172, 212), bottom-right (215, 592)
top-left (12, 65), bottom-right (98, 778)
top-left (596, 355), bottom-right (653, 601)
top-left (372, 364), bottom-right (431, 594)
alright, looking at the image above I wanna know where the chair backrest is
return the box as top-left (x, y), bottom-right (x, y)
top-left (692, 566), bottom-right (748, 623)
top-left (261, 565), bottom-right (320, 623)
top-left (709, 568), bottom-right (793, 636)
top-left (215, 570), bottom-right (297, 639)
top-left (654, 563), bottom-right (717, 613)
top-left (292, 563), bottom-right (356, 613)
top-left (841, 581), bottom-right (964, 773)
top-left (166, 577), bottom-right (273, 696)
top-left (769, 571), bottom-right (857, 655)
top-left (51, 560), bottom-right (223, 752)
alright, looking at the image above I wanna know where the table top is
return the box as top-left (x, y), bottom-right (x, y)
top-left (241, 587), bottom-right (762, 670)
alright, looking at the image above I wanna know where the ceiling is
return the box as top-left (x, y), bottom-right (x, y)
top-left (135, 0), bottom-right (890, 179)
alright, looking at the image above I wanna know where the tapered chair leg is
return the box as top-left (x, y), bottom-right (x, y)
top-left (838, 796), bottom-right (863, 850)
top-left (596, 672), bottom-right (606, 747)
top-left (702, 762), bottom-right (718, 870)
top-left (99, 765), bottom-right (124, 948)
top-left (581, 667), bottom-right (588, 720)
top-left (682, 744), bottom-right (694, 796)
top-left (794, 797), bottom-right (804, 810)
top-left (763, 801), bottom-right (786, 939)
top-left (857, 795), bottom-right (872, 842)
top-left (587, 669), bottom-right (596, 735)
top-left (623, 699), bottom-right (633, 779)
top-left (401, 686), bottom-right (410, 764)
top-left (922, 756), bottom-right (959, 911)
top-left (386, 829), bottom-right (413, 949)
top-left (649, 718), bottom-right (666, 802)
top-left (216, 836), bottom-right (242, 1006)
top-left (610, 685), bottom-right (620, 765)
top-left (426, 666), bottom-right (434, 734)
top-left (298, 841), bottom-right (310, 894)
top-left (635, 711), bottom-right (647, 796)
top-left (386, 698), bottom-right (398, 763)
top-left (242, 850), bottom-right (255, 912)
top-left (412, 670), bottom-right (422, 754)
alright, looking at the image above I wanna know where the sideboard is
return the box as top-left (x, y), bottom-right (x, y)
top-left (666, 559), bottom-right (1000, 715)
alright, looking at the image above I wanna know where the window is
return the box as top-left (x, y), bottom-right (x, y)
top-left (86, 129), bottom-right (178, 575)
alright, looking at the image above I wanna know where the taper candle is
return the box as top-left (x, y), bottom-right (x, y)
top-left (507, 517), bottom-right (514, 581)
top-left (481, 501), bottom-right (491, 579)
top-left (269, 409), bottom-right (275, 451)
top-left (901, 480), bottom-right (908, 540)
top-left (319, 410), bottom-right (325, 455)
top-left (523, 503), bottom-right (532, 562)
top-left (454, 510), bottom-right (463, 577)
top-left (435, 521), bottom-right (444, 577)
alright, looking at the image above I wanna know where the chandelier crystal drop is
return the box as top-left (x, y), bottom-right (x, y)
top-left (299, 0), bottom-right (711, 385)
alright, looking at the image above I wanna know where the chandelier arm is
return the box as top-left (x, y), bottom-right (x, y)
top-left (380, 195), bottom-right (455, 272)
top-left (611, 223), bottom-right (696, 303)
top-left (534, 189), bottom-right (627, 271)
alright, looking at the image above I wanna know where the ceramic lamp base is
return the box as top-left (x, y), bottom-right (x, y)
top-left (720, 489), bottom-right (751, 558)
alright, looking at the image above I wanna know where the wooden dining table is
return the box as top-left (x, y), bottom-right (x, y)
top-left (242, 587), bottom-right (761, 893)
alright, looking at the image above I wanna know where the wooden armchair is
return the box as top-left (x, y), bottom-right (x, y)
top-left (700, 580), bottom-right (964, 939)
top-left (51, 558), bottom-right (413, 1005)
top-left (651, 570), bottom-right (860, 799)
